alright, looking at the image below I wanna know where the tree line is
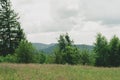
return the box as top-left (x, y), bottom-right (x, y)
top-left (0, 0), bottom-right (120, 67)
top-left (94, 33), bottom-right (120, 67)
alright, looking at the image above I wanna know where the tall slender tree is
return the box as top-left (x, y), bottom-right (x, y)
top-left (94, 33), bottom-right (109, 66)
top-left (0, 0), bottom-right (25, 56)
top-left (109, 35), bottom-right (120, 67)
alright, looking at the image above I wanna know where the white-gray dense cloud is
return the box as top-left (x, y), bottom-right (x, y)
top-left (81, 0), bottom-right (120, 24)
top-left (11, 0), bottom-right (120, 44)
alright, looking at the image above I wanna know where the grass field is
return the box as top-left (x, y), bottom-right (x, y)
top-left (0, 63), bottom-right (120, 80)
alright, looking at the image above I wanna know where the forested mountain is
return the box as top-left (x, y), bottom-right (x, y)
top-left (32, 43), bottom-right (93, 53)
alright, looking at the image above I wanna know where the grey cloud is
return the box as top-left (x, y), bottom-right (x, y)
top-left (11, 0), bottom-right (120, 44)
top-left (81, 0), bottom-right (120, 25)
top-left (41, 0), bottom-right (81, 32)
top-left (41, 18), bottom-right (75, 32)
top-left (12, 0), bottom-right (120, 34)
top-left (49, 0), bottom-right (120, 32)
top-left (55, 9), bottom-right (79, 19)
top-left (99, 18), bottom-right (120, 25)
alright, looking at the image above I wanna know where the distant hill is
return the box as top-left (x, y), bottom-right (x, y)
top-left (32, 43), bottom-right (48, 50)
top-left (76, 44), bottom-right (93, 51)
top-left (32, 43), bottom-right (94, 53)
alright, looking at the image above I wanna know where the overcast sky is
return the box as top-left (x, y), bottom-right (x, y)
top-left (11, 0), bottom-right (120, 45)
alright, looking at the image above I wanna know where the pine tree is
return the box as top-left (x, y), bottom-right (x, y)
top-left (0, 0), bottom-right (25, 56)
top-left (109, 35), bottom-right (120, 67)
top-left (94, 33), bottom-right (109, 66)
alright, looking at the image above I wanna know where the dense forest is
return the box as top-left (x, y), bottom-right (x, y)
top-left (0, 0), bottom-right (120, 67)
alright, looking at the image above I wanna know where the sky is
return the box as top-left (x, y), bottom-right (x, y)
top-left (11, 0), bottom-right (120, 45)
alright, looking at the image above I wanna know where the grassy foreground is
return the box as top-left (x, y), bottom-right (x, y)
top-left (0, 63), bottom-right (120, 80)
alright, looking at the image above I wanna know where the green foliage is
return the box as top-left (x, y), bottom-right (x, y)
top-left (3, 54), bottom-right (17, 63)
top-left (94, 33), bottom-right (120, 67)
top-left (80, 49), bottom-right (90, 65)
top-left (58, 33), bottom-right (73, 52)
top-left (63, 46), bottom-right (80, 65)
top-left (38, 53), bottom-right (46, 64)
top-left (55, 33), bottom-right (80, 65)
top-left (108, 35), bottom-right (120, 67)
top-left (79, 49), bottom-right (96, 65)
top-left (45, 54), bottom-right (55, 64)
top-left (15, 40), bottom-right (47, 64)
top-left (89, 52), bottom-right (96, 66)
top-left (15, 40), bottom-right (36, 63)
top-left (0, 56), bottom-right (4, 62)
top-left (0, 0), bottom-right (25, 56)
top-left (54, 48), bottom-right (64, 64)
top-left (94, 33), bottom-right (109, 66)
top-left (34, 52), bottom-right (46, 64)
top-left (0, 41), bottom-right (47, 64)
top-left (0, 54), bottom-right (16, 63)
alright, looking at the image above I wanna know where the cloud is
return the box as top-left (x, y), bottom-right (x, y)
top-left (70, 20), bottom-right (120, 44)
top-left (12, 0), bottom-right (120, 33)
top-left (11, 0), bottom-right (120, 44)
top-left (81, 0), bottom-right (120, 24)
top-left (12, 0), bottom-right (52, 34)
top-left (40, 0), bottom-right (81, 32)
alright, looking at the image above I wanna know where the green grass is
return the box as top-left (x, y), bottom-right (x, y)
top-left (0, 63), bottom-right (120, 80)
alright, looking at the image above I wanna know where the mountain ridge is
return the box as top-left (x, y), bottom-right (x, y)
top-left (32, 43), bottom-right (94, 53)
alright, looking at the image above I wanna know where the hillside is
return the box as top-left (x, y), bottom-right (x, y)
top-left (32, 43), bottom-right (94, 53)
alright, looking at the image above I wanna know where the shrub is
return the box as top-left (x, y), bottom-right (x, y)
top-left (45, 54), bottom-right (55, 64)
top-left (80, 49), bottom-right (91, 65)
top-left (34, 52), bottom-right (46, 64)
top-left (15, 40), bottom-right (37, 63)
top-left (0, 56), bottom-right (4, 62)
top-left (0, 54), bottom-right (17, 63)
top-left (4, 54), bottom-right (17, 63)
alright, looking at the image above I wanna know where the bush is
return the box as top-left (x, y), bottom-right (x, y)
top-left (55, 46), bottom-right (81, 65)
top-left (80, 49), bottom-right (91, 65)
top-left (15, 40), bottom-right (37, 63)
top-left (4, 54), bottom-right (17, 63)
top-left (45, 54), bottom-right (55, 64)
top-left (0, 56), bottom-right (4, 62)
top-left (63, 46), bottom-right (81, 65)
top-left (0, 54), bottom-right (17, 63)
top-left (34, 52), bottom-right (46, 64)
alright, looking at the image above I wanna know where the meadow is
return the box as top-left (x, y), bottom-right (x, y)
top-left (0, 63), bottom-right (120, 80)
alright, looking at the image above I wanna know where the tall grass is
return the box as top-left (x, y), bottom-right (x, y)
top-left (0, 63), bottom-right (120, 80)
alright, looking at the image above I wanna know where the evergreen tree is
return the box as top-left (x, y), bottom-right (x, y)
top-left (0, 0), bottom-right (25, 56)
top-left (108, 35), bottom-right (120, 67)
top-left (94, 33), bottom-right (109, 66)
top-left (58, 34), bottom-right (66, 52)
